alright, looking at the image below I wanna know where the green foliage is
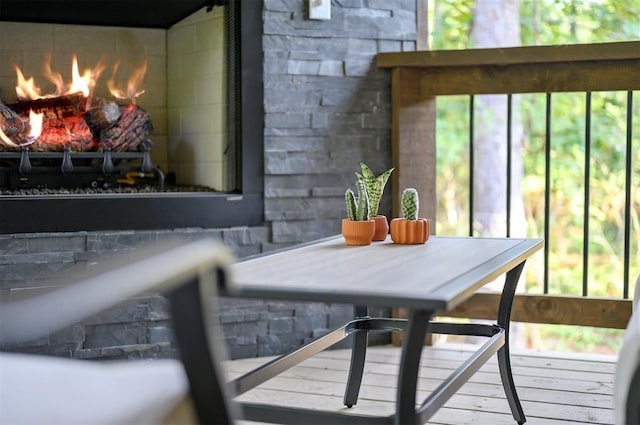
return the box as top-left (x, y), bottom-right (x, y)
top-left (345, 179), bottom-right (371, 221)
top-left (356, 163), bottom-right (394, 217)
top-left (430, 0), bottom-right (640, 352)
top-left (430, 0), bottom-right (640, 49)
top-left (401, 188), bottom-right (419, 221)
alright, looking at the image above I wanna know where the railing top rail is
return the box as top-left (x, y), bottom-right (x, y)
top-left (377, 41), bottom-right (640, 69)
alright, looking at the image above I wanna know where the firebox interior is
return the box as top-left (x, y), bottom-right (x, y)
top-left (0, 0), bottom-right (265, 233)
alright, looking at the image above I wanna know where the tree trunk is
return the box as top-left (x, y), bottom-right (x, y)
top-left (469, 0), bottom-right (529, 348)
top-left (470, 0), bottom-right (525, 238)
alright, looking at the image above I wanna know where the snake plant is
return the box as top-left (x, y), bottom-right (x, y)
top-left (355, 163), bottom-right (393, 217)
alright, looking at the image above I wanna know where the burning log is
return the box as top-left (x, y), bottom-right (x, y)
top-left (0, 95), bottom-right (153, 153)
top-left (85, 97), bottom-right (121, 130)
top-left (100, 104), bottom-right (153, 152)
top-left (0, 100), bottom-right (25, 138)
top-left (8, 93), bottom-right (87, 119)
top-left (1, 94), bottom-right (93, 151)
top-left (30, 115), bottom-right (95, 152)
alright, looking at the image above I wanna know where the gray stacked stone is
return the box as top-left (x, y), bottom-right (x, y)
top-left (0, 229), bottom-right (266, 359)
top-left (263, 0), bottom-right (415, 246)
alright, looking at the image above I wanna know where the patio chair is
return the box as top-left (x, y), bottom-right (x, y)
top-left (614, 274), bottom-right (640, 425)
top-left (0, 238), bottom-right (239, 425)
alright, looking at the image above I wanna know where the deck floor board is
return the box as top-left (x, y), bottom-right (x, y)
top-left (226, 344), bottom-right (616, 424)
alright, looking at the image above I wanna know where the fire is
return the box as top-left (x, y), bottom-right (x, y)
top-left (107, 59), bottom-right (147, 101)
top-left (15, 68), bottom-right (42, 100)
top-left (69, 55), bottom-right (106, 98)
top-left (28, 109), bottom-right (43, 139)
top-left (15, 55), bottom-right (107, 100)
top-left (0, 109), bottom-right (43, 147)
top-left (3, 54), bottom-right (152, 152)
top-left (43, 54), bottom-right (65, 97)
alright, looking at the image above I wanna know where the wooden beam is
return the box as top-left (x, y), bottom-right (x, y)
top-left (395, 293), bottom-right (631, 328)
top-left (403, 59), bottom-right (640, 95)
top-left (392, 294), bottom-right (632, 346)
top-left (447, 293), bottom-right (633, 329)
top-left (377, 41), bottom-right (640, 68)
top-left (390, 68), bottom-right (436, 221)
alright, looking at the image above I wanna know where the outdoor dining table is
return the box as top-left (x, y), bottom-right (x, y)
top-left (224, 235), bottom-right (544, 424)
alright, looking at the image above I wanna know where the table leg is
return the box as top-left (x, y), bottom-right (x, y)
top-left (396, 309), bottom-right (431, 425)
top-left (497, 261), bottom-right (527, 425)
top-left (344, 305), bottom-right (369, 407)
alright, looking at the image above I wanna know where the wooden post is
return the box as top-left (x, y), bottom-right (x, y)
top-left (391, 68), bottom-right (436, 227)
top-left (390, 0), bottom-right (435, 346)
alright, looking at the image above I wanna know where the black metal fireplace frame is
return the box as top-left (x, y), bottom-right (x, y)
top-left (0, 0), bottom-right (264, 233)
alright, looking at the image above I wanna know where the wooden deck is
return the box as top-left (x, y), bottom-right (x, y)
top-left (225, 343), bottom-right (617, 425)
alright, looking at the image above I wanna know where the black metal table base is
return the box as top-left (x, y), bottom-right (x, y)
top-left (232, 261), bottom-right (528, 425)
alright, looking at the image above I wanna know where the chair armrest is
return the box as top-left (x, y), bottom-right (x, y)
top-left (0, 238), bottom-right (234, 346)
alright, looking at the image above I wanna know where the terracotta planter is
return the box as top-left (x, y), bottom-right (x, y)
top-left (390, 218), bottom-right (429, 244)
top-left (372, 215), bottom-right (389, 241)
top-left (342, 219), bottom-right (375, 246)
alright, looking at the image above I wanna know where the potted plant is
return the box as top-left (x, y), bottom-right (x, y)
top-left (390, 188), bottom-right (429, 244)
top-left (342, 178), bottom-right (375, 246)
top-left (356, 163), bottom-right (394, 241)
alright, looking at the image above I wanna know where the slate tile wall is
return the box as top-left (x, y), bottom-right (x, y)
top-left (262, 0), bottom-right (416, 245)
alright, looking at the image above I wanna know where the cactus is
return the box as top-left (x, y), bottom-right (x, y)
top-left (401, 188), bottom-right (419, 220)
top-left (355, 179), bottom-right (370, 221)
top-left (356, 163), bottom-right (394, 217)
top-left (345, 189), bottom-right (357, 220)
top-left (345, 178), bottom-right (371, 221)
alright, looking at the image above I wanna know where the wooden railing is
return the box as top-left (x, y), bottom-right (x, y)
top-left (377, 41), bottom-right (640, 330)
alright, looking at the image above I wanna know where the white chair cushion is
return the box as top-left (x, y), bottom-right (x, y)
top-left (0, 353), bottom-right (188, 425)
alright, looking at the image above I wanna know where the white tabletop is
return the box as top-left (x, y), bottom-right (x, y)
top-left (229, 236), bottom-right (543, 311)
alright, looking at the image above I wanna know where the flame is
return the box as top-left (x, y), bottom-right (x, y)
top-left (28, 109), bottom-right (44, 139)
top-left (15, 67), bottom-right (42, 100)
top-left (108, 59), bottom-right (147, 101)
top-left (15, 55), bottom-right (106, 100)
top-left (43, 54), bottom-right (66, 97)
top-left (68, 55), bottom-right (106, 97)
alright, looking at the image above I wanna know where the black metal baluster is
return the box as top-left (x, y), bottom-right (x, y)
top-left (506, 94), bottom-right (512, 238)
top-left (583, 92), bottom-right (591, 297)
top-left (623, 91), bottom-right (634, 299)
top-left (544, 93), bottom-right (552, 294)
top-left (469, 95), bottom-right (475, 237)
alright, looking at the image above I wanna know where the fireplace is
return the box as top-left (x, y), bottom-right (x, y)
top-left (0, 0), bottom-right (264, 233)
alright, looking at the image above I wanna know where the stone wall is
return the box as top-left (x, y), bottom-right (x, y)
top-left (0, 228), bottom-right (370, 360)
top-left (0, 0), bottom-right (417, 360)
top-left (263, 0), bottom-right (416, 245)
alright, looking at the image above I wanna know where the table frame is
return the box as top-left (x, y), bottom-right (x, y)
top-left (225, 237), bottom-right (540, 425)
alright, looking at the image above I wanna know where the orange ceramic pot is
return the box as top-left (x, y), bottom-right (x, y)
top-left (342, 219), bottom-right (375, 246)
top-left (372, 215), bottom-right (389, 241)
top-left (390, 218), bottom-right (429, 244)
